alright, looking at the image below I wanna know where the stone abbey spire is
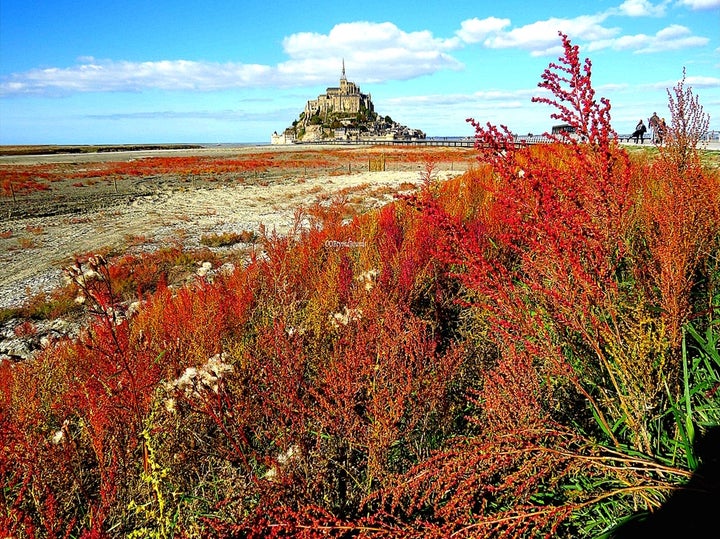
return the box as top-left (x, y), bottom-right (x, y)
top-left (272, 58), bottom-right (425, 143)
top-left (300, 61), bottom-right (370, 122)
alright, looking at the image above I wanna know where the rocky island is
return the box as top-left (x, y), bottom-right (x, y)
top-left (272, 61), bottom-right (425, 144)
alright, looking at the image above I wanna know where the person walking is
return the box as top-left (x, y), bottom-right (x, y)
top-left (648, 112), bottom-right (660, 143)
top-left (656, 118), bottom-right (667, 145)
top-left (631, 119), bottom-right (647, 144)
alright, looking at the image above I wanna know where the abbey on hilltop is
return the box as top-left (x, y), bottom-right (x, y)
top-left (272, 61), bottom-right (425, 144)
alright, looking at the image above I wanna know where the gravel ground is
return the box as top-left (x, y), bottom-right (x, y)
top-left (0, 145), bottom-right (469, 309)
top-left (1, 145), bottom-right (474, 361)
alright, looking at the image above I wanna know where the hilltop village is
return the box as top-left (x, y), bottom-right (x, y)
top-left (272, 62), bottom-right (425, 144)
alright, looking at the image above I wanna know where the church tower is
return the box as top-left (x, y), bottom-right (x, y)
top-left (274, 57), bottom-right (425, 143)
top-left (339, 59), bottom-right (349, 95)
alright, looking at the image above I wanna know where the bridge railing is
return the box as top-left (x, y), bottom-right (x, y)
top-left (293, 132), bottom-right (702, 148)
top-left (294, 136), bottom-right (556, 148)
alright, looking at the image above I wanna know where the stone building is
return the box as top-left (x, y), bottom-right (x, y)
top-left (303, 61), bottom-right (374, 122)
top-left (272, 61), bottom-right (425, 144)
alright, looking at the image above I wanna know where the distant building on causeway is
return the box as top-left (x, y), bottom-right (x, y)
top-left (303, 60), bottom-right (374, 120)
top-left (272, 61), bottom-right (424, 144)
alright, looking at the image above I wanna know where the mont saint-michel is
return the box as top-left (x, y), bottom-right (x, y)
top-left (272, 62), bottom-right (425, 144)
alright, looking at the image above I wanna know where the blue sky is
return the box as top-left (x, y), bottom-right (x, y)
top-left (1, 0), bottom-right (718, 144)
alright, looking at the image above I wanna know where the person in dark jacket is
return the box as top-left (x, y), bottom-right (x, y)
top-left (648, 112), bottom-right (660, 142)
top-left (630, 119), bottom-right (647, 144)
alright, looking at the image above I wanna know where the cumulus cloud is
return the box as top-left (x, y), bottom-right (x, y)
top-left (0, 58), bottom-right (274, 96)
top-left (617, 0), bottom-right (667, 17)
top-left (478, 14), bottom-right (620, 56)
top-left (683, 75), bottom-right (720, 88)
top-left (455, 3), bottom-right (709, 56)
top-left (585, 24), bottom-right (708, 52)
top-left (283, 21), bottom-right (459, 56)
top-left (677, 0), bottom-right (720, 9)
top-left (0, 12), bottom-right (714, 97)
top-left (646, 74), bottom-right (720, 90)
top-left (456, 17), bottom-right (511, 44)
top-left (281, 21), bottom-right (463, 82)
top-left (635, 24), bottom-right (709, 52)
top-left (1, 21), bottom-right (464, 96)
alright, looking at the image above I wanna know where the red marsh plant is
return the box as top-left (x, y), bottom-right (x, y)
top-left (0, 147), bottom-right (471, 200)
top-left (1, 256), bottom-right (153, 536)
top-left (376, 33), bottom-right (719, 537)
top-left (635, 70), bottom-right (719, 348)
top-left (0, 251), bottom-right (256, 536)
top-left (99, 200), bottom-right (464, 535)
top-left (1, 170), bottom-right (52, 198)
top-left (181, 206), bottom-right (467, 535)
top-left (2, 37), bottom-right (718, 538)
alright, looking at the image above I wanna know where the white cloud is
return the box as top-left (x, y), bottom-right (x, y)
top-left (458, 4), bottom-right (709, 56)
top-left (676, 0), bottom-right (720, 9)
top-left (481, 15), bottom-right (620, 55)
top-left (586, 24), bottom-right (709, 52)
top-left (652, 74), bottom-right (720, 89)
top-left (0, 58), bottom-right (275, 96)
top-left (281, 21), bottom-right (462, 81)
top-left (456, 17), bottom-right (511, 44)
top-left (638, 24), bottom-right (710, 51)
top-left (0, 14), bottom-right (714, 98)
top-left (281, 21), bottom-right (461, 59)
top-left (684, 75), bottom-right (720, 87)
top-left (2, 21), bottom-right (465, 96)
top-left (618, 0), bottom-right (667, 17)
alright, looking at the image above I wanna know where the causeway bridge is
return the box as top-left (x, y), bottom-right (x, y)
top-left (295, 132), bottom-right (720, 149)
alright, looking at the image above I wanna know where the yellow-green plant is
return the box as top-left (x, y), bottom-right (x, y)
top-left (127, 405), bottom-right (174, 539)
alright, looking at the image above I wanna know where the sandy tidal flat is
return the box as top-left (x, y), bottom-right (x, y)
top-left (0, 147), bottom-right (466, 308)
